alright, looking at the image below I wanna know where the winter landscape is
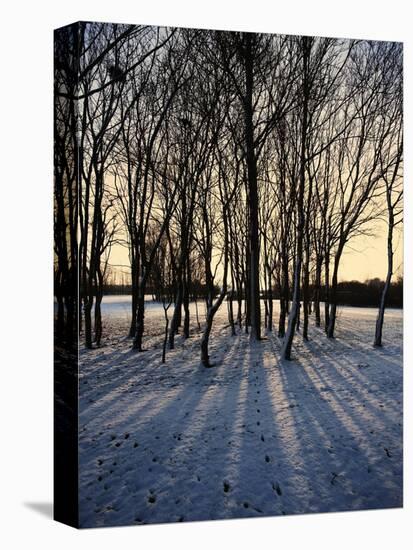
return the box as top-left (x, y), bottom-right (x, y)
top-left (78, 297), bottom-right (402, 527)
top-left (54, 22), bottom-right (403, 527)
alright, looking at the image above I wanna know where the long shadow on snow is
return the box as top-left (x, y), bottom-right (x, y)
top-left (275, 337), bottom-right (402, 512)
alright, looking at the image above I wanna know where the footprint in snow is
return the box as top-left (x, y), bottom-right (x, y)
top-left (330, 472), bottom-right (340, 485)
top-left (272, 482), bottom-right (282, 496)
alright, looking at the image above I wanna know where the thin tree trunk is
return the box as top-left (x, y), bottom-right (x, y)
top-left (281, 37), bottom-right (310, 360)
top-left (229, 267), bottom-right (236, 336)
top-left (169, 281), bottom-right (183, 349)
top-left (374, 212), bottom-right (394, 347)
top-left (133, 279), bottom-right (146, 351)
top-left (267, 266), bottom-right (273, 332)
top-left (162, 310), bottom-right (169, 363)
top-left (264, 293), bottom-right (269, 330)
top-left (201, 197), bottom-right (230, 367)
top-left (314, 256), bottom-right (322, 327)
top-left (183, 260), bottom-right (190, 338)
top-left (327, 246), bottom-right (343, 338)
top-left (278, 253), bottom-right (288, 337)
top-left (194, 295), bottom-right (201, 330)
top-left (84, 299), bottom-right (93, 349)
top-left (129, 257), bottom-right (138, 337)
top-left (302, 256), bottom-right (310, 340)
top-left (244, 34), bottom-right (261, 341)
top-left (324, 249), bottom-right (330, 332)
top-left (94, 294), bottom-right (102, 346)
top-left (201, 314), bottom-right (214, 367)
top-left (94, 266), bottom-right (104, 346)
top-left (278, 298), bottom-right (286, 337)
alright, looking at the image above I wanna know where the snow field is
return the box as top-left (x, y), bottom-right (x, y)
top-left (78, 297), bottom-right (402, 527)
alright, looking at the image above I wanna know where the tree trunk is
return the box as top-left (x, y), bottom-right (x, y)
top-left (281, 38), bottom-right (310, 360)
top-left (278, 253), bottom-right (288, 337)
top-left (194, 295), bottom-right (201, 330)
top-left (169, 281), bottom-right (183, 349)
top-left (200, 193), bottom-right (230, 367)
top-left (264, 293), bottom-right (269, 330)
top-left (162, 310), bottom-right (169, 363)
top-left (94, 293), bottom-right (102, 346)
top-left (327, 246), bottom-right (343, 338)
top-left (94, 267), bottom-right (104, 346)
top-left (133, 282), bottom-right (146, 351)
top-left (278, 298), bottom-right (286, 337)
top-left (302, 255), bottom-right (310, 340)
top-left (296, 301), bottom-right (301, 332)
top-left (201, 312), bottom-right (214, 367)
top-left (129, 257), bottom-right (138, 337)
top-left (374, 212), bottom-right (394, 347)
top-left (243, 34), bottom-right (261, 341)
top-left (324, 249), bottom-right (330, 333)
top-left (244, 260), bottom-right (250, 333)
top-left (84, 299), bottom-right (93, 349)
top-left (228, 288), bottom-right (236, 336)
top-left (237, 279), bottom-right (243, 329)
top-left (267, 267), bottom-right (273, 332)
top-left (314, 256), bottom-right (322, 327)
top-left (183, 262), bottom-right (190, 338)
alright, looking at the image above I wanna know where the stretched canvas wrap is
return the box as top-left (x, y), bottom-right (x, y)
top-left (54, 21), bottom-right (403, 528)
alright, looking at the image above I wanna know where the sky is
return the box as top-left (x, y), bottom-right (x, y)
top-left (338, 221), bottom-right (403, 282)
top-left (107, 216), bottom-right (403, 286)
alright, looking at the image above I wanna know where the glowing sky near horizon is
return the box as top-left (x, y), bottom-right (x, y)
top-left (107, 216), bottom-right (403, 285)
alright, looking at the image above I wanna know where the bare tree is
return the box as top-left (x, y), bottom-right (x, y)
top-left (54, 24), bottom-right (80, 343)
top-left (77, 22), bottom-right (135, 348)
top-left (64, 25), bottom-right (402, 366)
top-left (280, 36), bottom-right (312, 360)
top-left (196, 147), bottom-right (238, 367)
top-left (326, 42), bottom-right (402, 338)
top-left (282, 36), bottom-right (356, 355)
top-left (374, 44), bottom-right (403, 347)
top-left (216, 32), bottom-right (298, 342)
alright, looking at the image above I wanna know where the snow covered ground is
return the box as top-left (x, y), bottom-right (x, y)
top-left (78, 296), bottom-right (403, 528)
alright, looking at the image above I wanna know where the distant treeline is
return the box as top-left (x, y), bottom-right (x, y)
top-left (102, 277), bottom-right (403, 309)
top-left (328, 278), bottom-right (403, 308)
